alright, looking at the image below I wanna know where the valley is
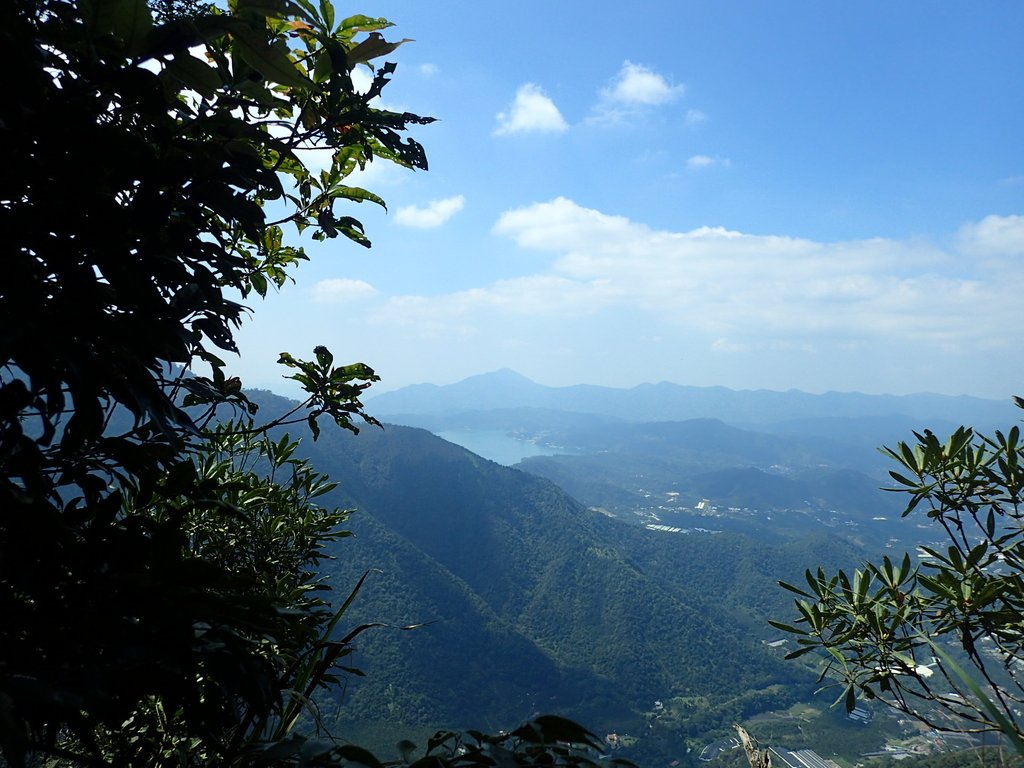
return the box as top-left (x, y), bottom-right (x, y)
top-left (245, 375), bottom-right (1017, 766)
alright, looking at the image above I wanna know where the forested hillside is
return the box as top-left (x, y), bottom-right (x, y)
top-left (247, 391), bottom-right (867, 749)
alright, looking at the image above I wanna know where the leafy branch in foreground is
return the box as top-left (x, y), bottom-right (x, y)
top-left (772, 405), bottom-right (1024, 749)
top-left (0, 0), bottom-right (431, 762)
top-left (234, 714), bottom-right (634, 768)
top-left (90, 426), bottom-right (360, 765)
top-left (392, 716), bottom-right (634, 768)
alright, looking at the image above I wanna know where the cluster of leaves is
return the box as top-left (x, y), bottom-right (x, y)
top-left (395, 717), bottom-right (635, 768)
top-left (78, 427), bottom-right (372, 765)
top-left (228, 715), bottom-right (635, 768)
top-left (0, 0), bottom-right (431, 763)
top-left (772, 404), bottom-right (1024, 748)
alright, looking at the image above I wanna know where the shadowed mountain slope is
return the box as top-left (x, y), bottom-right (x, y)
top-left (243, 390), bottom-right (863, 736)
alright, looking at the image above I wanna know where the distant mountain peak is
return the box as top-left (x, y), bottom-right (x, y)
top-left (463, 369), bottom-right (537, 385)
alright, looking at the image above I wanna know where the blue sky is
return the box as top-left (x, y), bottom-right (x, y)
top-left (233, 2), bottom-right (1024, 400)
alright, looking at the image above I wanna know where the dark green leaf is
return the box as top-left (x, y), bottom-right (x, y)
top-left (232, 25), bottom-right (313, 89)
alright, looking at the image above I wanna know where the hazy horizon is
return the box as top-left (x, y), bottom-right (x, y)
top-left (238, 366), bottom-right (1017, 406)
top-left (358, 367), bottom-right (1013, 402)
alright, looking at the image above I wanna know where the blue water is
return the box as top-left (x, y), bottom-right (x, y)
top-left (435, 430), bottom-right (566, 466)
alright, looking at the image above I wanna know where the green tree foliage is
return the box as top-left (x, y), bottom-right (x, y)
top-left (0, 0), bottom-right (434, 762)
top-left (773, 402), bottom-right (1024, 748)
top-left (89, 426), bottom-right (365, 764)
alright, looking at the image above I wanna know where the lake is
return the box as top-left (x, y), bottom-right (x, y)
top-left (435, 430), bottom-right (567, 466)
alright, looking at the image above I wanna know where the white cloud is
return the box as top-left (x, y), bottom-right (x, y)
top-left (495, 83), bottom-right (569, 136)
top-left (587, 62), bottom-right (684, 125)
top-left (957, 214), bottom-right (1024, 257)
top-left (395, 195), bottom-right (466, 228)
top-left (685, 109), bottom-right (708, 125)
top-left (284, 200), bottom-right (1023, 398)
top-left (603, 61), bottom-right (683, 106)
top-left (487, 199), bottom-right (1010, 345)
top-left (493, 196), bottom-right (634, 251)
top-left (687, 154), bottom-right (730, 169)
top-left (312, 278), bottom-right (378, 304)
top-left (418, 63), bottom-right (438, 77)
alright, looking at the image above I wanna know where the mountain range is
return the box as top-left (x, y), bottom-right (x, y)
top-left (367, 369), bottom-right (1016, 435)
top-left (363, 371), bottom-right (1019, 547)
